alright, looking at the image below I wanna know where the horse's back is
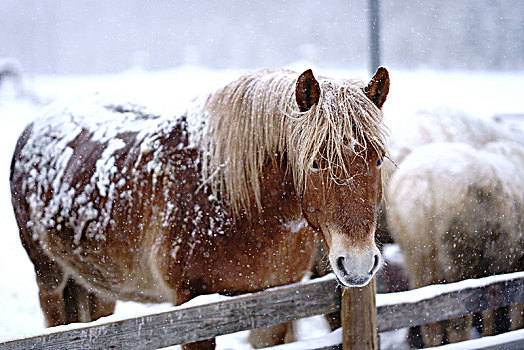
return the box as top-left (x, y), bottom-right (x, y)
top-left (388, 109), bottom-right (521, 164)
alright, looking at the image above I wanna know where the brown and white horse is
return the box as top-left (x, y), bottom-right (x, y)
top-left (10, 68), bottom-right (390, 349)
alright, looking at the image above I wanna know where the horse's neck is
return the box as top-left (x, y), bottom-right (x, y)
top-left (151, 148), bottom-right (303, 245)
top-left (251, 161), bottom-right (303, 225)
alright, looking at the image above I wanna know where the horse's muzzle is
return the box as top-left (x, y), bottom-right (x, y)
top-left (330, 245), bottom-right (382, 287)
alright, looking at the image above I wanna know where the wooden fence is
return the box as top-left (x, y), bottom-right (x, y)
top-left (1, 272), bottom-right (524, 349)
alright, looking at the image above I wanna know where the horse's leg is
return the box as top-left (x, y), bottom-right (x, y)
top-left (406, 252), bottom-right (446, 347)
top-left (509, 303), bottom-right (524, 331)
top-left (24, 240), bottom-right (70, 326)
top-left (15, 207), bottom-right (66, 326)
top-left (441, 272), bottom-right (473, 343)
top-left (445, 314), bottom-right (473, 344)
top-left (31, 250), bottom-right (115, 326)
top-left (324, 314), bottom-right (341, 331)
top-left (481, 306), bottom-right (514, 337)
top-left (407, 326), bottom-right (425, 349)
top-left (481, 307), bottom-right (512, 337)
top-left (39, 274), bottom-right (116, 326)
top-left (18, 207), bottom-right (116, 325)
top-left (420, 321), bottom-right (447, 347)
top-left (88, 289), bottom-right (117, 321)
top-left (388, 206), bottom-right (446, 347)
top-left (417, 282), bottom-right (448, 346)
top-left (479, 309), bottom-right (495, 336)
top-left (248, 322), bottom-right (294, 348)
top-left (39, 284), bottom-right (68, 327)
top-left (62, 277), bottom-right (116, 324)
top-left (181, 339), bottom-right (216, 350)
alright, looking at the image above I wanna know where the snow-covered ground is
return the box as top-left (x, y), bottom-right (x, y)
top-left (0, 65), bottom-right (523, 349)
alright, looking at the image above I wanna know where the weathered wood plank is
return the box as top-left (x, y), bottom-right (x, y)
top-left (341, 278), bottom-right (377, 350)
top-left (377, 274), bottom-right (524, 332)
top-left (2, 273), bottom-right (523, 350)
top-left (0, 276), bottom-right (340, 349)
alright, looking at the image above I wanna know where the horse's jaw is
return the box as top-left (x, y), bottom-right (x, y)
top-left (326, 232), bottom-right (382, 287)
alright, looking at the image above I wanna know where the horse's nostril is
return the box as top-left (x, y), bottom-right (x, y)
top-left (336, 256), bottom-right (346, 276)
top-left (370, 254), bottom-right (380, 275)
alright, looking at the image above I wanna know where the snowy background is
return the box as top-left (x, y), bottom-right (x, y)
top-left (1, 0), bottom-right (523, 349)
top-left (1, 0), bottom-right (523, 74)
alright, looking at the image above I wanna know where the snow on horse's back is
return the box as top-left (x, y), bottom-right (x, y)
top-left (386, 108), bottom-right (523, 165)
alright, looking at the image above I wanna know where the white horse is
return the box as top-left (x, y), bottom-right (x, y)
top-left (386, 140), bottom-right (524, 346)
top-left (386, 108), bottom-right (523, 164)
top-left (375, 108), bottom-right (523, 243)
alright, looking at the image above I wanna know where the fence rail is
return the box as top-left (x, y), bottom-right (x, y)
top-left (0, 276), bottom-right (340, 350)
top-left (377, 271), bottom-right (524, 332)
top-left (1, 272), bottom-right (524, 349)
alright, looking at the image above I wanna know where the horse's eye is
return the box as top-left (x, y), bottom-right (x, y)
top-left (376, 158), bottom-right (382, 168)
top-left (312, 160), bottom-right (320, 170)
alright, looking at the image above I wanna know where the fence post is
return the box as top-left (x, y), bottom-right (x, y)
top-left (341, 277), bottom-right (378, 349)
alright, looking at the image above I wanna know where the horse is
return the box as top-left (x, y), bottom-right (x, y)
top-left (386, 140), bottom-right (524, 347)
top-left (386, 108), bottom-right (524, 165)
top-left (10, 67), bottom-right (390, 349)
top-left (375, 108), bottom-right (524, 245)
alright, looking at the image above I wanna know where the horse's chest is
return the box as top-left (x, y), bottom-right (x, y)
top-left (179, 218), bottom-right (318, 294)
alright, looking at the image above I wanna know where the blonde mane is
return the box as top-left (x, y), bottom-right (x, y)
top-left (200, 69), bottom-right (388, 216)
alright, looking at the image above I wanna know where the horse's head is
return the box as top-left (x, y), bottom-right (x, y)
top-left (295, 68), bottom-right (390, 287)
top-left (201, 67), bottom-right (389, 287)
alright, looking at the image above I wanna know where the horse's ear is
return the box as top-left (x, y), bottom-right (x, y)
top-left (296, 69), bottom-right (321, 112)
top-left (364, 67), bottom-right (390, 109)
